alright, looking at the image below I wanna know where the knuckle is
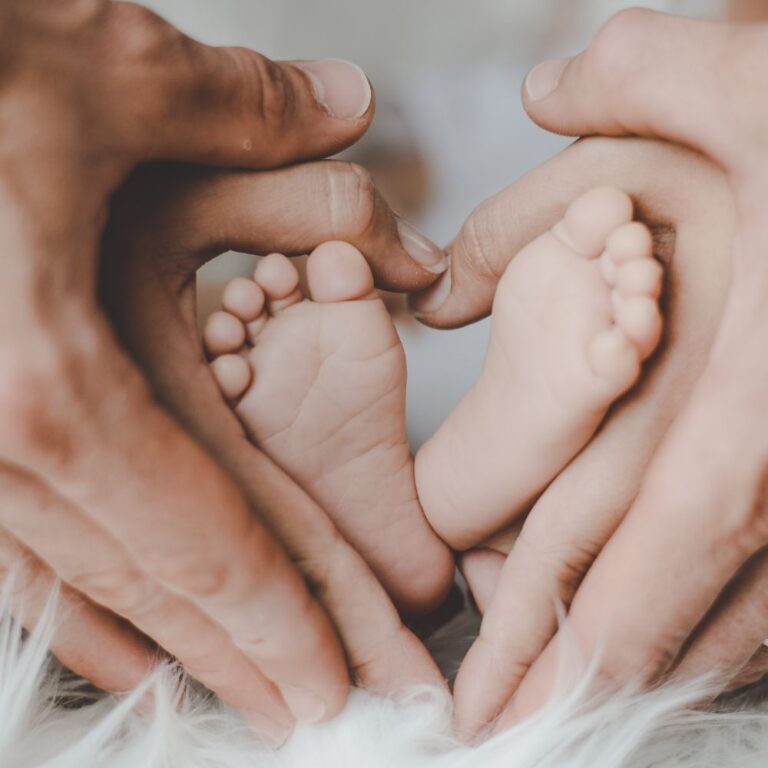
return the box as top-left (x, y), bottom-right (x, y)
top-left (719, 463), bottom-right (768, 557)
top-left (586, 8), bottom-right (655, 95)
top-left (291, 524), bottom-right (346, 598)
top-left (69, 566), bottom-right (159, 618)
top-left (599, 646), bottom-right (672, 689)
top-left (455, 202), bottom-right (507, 284)
top-left (107, 3), bottom-right (181, 67)
top-left (243, 51), bottom-right (295, 134)
top-left (599, 6), bottom-right (656, 38)
top-left (476, 624), bottom-right (533, 685)
top-left (156, 548), bottom-right (232, 602)
top-left (349, 621), bottom-right (407, 681)
top-left (324, 161), bottom-right (377, 236)
top-left (516, 527), bottom-right (587, 599)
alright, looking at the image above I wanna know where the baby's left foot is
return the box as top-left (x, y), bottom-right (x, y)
top-left (416, 187), bottom-right (664, 549)
top-left (203, 242), bottom-right (453, 614)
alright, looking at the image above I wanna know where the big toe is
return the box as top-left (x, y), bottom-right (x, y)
top-left (554, 186), bottom-right (634, 258)
top-left (306, 241), bottom-right (376, 303)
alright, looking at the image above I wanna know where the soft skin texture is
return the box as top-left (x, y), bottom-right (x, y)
top-left (0, 0), bottom-right (446, 744)
top-left (417, 187), bottom-right (663, 552)
top-left (413, 9), bottom-right (768, 737)
top-left (203, 243), bottom-right (454, 614)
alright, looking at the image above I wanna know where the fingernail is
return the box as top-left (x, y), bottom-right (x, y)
top-left (397, 218), bottom-right (448, 274)
top-left (244, 712), bottom-right (293, 749)
top-left (409, 257), bottom-right (452, 316)
top-left (297, 59), bottom-right (372, 120)
top-left (525, 57), bottom-right (570, 101)
top-left (280, 686), bottom-right (327, 724)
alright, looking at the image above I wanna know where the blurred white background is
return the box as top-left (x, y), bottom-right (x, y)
top-left (142, 0), bottom-right (728, 447)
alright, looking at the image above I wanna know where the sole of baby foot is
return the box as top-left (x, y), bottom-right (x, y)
top-left (204, 242), bottom-right (454, 614)
top-left (415, 187), bottom-right (664, 550)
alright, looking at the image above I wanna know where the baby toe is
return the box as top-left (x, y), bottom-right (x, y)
top-left (254, 253), bottom-right (303, 313)
top-left (211, 354), bottom-right (252, 400)
top-left (604, 221), bottom-right (653, 266)
top-left (204, 310), bottom-right (247, 358)
top-left (222, 277), bottom-right (266, 322)
top-left (616, 258), bottom-right (663, 299)
top-left (600, 251), bottom-right (619, 286)
top-left (554, 187), bottom-right (634, 259)
top-left (615, 296), bottom-right (663, 359)
top-left (306, 241), bottom-right (376, 304)
top-left (588, 326), bottom-right (641, 394)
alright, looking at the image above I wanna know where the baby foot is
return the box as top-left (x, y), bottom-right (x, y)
top-left (203, 242), bottom-right (454, 614)
top-left (416, 187), bottom-right (664, 549)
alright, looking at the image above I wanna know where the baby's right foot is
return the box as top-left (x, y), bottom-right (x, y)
top-left (416, 187), bottom-right (664, 549)
top-left (204, 242), bottom-right (454, 614)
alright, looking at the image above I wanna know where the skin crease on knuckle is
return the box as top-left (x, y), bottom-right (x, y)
top-left (448, 203), bottom-right (507, 297)
top-left (245, 52), bottom-right (295, 140)
top-left (68, 565), bottom-right (160, 620)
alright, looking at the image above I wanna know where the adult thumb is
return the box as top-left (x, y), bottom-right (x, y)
top-left (521, 9), bottom-right (740, 165)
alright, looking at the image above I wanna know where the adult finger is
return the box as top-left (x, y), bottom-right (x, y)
top-left (521, 10), bottom-right (752, 168)
top-left (191, 411), bottom-right (445, 695)
top-left (123, 294), bottom-right (445, 697)
top-left (0, 464), bottom-right (294, 739)
top-left (103, 176), bottom-right (446, 695)
top-left (0, 527), bottom-right (154, 695)
top-left (0, 315), bottom-right (348, 725)
top-left (725, 648), bottom-right (768, 692)
top-left (671, 548), bottom-right (768, 693)
top-left (459, 548), bottom-right (505, 615)
top-left (453, 161), bottom-right (734, 735)
top-left (112, 162), bottom-right (447, 294)
top-left (509, 367), bottom-right (768, 722)
top-left (102, 3), bottom-right (374, 167)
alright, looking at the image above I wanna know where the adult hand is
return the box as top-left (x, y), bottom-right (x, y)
top-left (102, 160), bottom-right (445, 697)
top-left (414, 9), bottom-right (768, 733)
top-left (0, 0), bottom-right (444, 743)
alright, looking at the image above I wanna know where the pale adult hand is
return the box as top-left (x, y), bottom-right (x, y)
top-left (414, 9), bottom-right (768, 734)
top-left (0, 0), bottom-right (444, 743)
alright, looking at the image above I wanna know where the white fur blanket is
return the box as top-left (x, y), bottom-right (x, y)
top-left (3, 580), bottom-right (768, 768)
